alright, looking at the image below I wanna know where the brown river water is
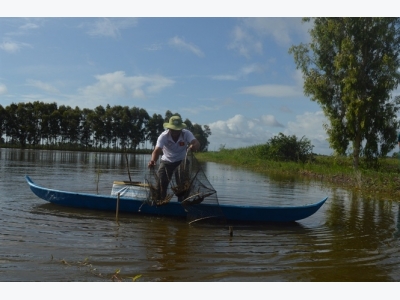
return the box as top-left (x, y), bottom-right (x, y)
top-left (1, 148), bottom-right (400, 282)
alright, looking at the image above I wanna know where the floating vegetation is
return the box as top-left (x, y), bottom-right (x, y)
top-left (52, 256), bottom-right (142, 282)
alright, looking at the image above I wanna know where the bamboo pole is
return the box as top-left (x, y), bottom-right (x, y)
top-left (116, 192), bottom-right (120, 220)
top-left (124, 152), bottom-right (132, 182)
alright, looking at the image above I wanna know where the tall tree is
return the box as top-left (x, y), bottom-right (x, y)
top-left (80, 108), bottom-right (93, 149)
top-left (40, 102), bottom-right (58, 146)
top-left (0, 105), bottom-right (4, 143)
top-left (91, 105), bottom-right (106, 149)
top-left (289, 18), bottom-right (400, 168)
top-left (146, 113), bottom-right (164, 148)
top-left (191, 124), bottom-right (211, 152)
top-left (104, 104), bottom-right (114, 149)
top-left (128, 107), bottom-right (149, 151)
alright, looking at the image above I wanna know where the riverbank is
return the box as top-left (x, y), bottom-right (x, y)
top-left (195, 150), bottom-right (400, 201)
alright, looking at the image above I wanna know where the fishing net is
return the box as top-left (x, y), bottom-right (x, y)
top-left (144, 150), bottom-right (225, 223)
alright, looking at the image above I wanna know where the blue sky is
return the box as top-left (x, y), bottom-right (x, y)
top-left (1, 4), bottom-right (397, 155)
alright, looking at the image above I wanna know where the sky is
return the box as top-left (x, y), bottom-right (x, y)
top-left (1, 2), bottom-right (398, 155)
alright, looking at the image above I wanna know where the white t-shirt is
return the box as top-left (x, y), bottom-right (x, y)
top-left (156, 129), bottom-right (196, 163)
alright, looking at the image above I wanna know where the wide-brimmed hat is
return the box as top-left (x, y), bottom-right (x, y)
top-left (164, 116), bottom-right (187, 130)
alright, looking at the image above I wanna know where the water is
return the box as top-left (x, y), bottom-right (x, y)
top-left (1, 148), bottom-right (400, 282)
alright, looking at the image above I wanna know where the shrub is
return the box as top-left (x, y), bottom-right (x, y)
top-left (266, 133), bottom-right (314, 163)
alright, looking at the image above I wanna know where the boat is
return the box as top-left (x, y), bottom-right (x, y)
top-left (25, 175), bottom-right (327, 223)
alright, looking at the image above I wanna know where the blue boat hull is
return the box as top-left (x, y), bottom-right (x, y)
top-left (25, 175), bottom-right (327, 223)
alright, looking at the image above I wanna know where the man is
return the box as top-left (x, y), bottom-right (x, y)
top-left (148, 115), bottom-right (200, 201)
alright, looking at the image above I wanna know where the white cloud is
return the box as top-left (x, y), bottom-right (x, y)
top-left (240, 84), bottom-right (302, 98)
top-left (26, 79), bottom-right (59, 93)
top-left (261, 115), bottom-right (284, 127)
top-left (228, 18), bottom-right (311, 58)
top-left (211, 74), bottom-right (238, 81)
top-left (211, 64), bottom-right (262, 81)
top-left (287, 111), bottom-right (327, 136)
top-left (79, 71), bottom-right (175, 100)
top-left (145, 43), bottom-right (163, 51)
top-left (242, 17), bottom-right (311, 46)
top-left (285, 111), bottom-right (331, 155)
top-left (169, 36), bottom-right (204, 57)
top-left (20, 22), bottom-right (39, 30)
top-left (239, 69), bottom-right (305, 98)
top-left (207, 114), bottom-right (282, 150)
top-left (207, 111), bottom-right (331, 155)
top-left (2, 19), bottom-right (43, 37)
top-left (0, 41), bottom-right (21, 53)
top-left (182, 104), bottom-right (221, 115)
top-left (86, 18), bottom-right (138, 38)
top-left (228, 25), bottom-right (263, 58)
top-left (0, 84), bottom-right (8, 95)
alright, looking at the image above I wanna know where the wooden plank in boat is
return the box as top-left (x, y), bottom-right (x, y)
top-left (113, 181), bottom-right (149, 187)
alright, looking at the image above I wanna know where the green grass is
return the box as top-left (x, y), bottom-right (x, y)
top-left (196, 146), bottom-right (400, 201)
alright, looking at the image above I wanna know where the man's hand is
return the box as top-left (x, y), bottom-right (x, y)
top-left (189, 139), bottom-right (200, 152)
top-left (148, 160), bottom-right (156, 168)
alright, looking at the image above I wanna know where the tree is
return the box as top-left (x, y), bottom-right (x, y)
top-left (104, 104), bottom-right (114, 149)
top-left (191, 124), bottom-right (211, 152)
top-left (91, 105), bottom-right (106, 148)
top-left (164, 110), bottom-right (175, 123)
top-left (48, 109), bottom-right (61, 145)
top-left (128, 107), bottom-right (149, 151)
top-left (146, 113), bottom-right (164, 148)
top-left (289, 18), bottom-right (400, 168)
top-left (0, 105), bottom-right (4, 143)
top-left (40, 102), bottom-right (58, 146)
top-left (80, 108), bottom-right (93, 149)
top-left (5, 103), bottom-right (30, 147)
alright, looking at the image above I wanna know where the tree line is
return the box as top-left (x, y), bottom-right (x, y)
top-left (0, 101), bottom-right (212, 152)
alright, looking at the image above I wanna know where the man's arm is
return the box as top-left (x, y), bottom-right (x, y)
top-left (148, 147), bottom-right (163, 168)
top-left (189, 139), bottom-right (200, 152)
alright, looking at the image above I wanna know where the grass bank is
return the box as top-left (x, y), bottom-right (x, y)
top-left (195, 147), bottom-right (400, 201)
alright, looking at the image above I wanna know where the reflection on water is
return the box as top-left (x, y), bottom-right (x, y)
top-left (1, 148), bottom-right (400, 281)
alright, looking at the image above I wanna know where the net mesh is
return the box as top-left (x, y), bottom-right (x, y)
top-left (144, 151), bottom-right (225, 223)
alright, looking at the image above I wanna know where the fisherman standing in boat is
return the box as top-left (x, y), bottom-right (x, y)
top-left (148, 115), bottom-right (200, 201)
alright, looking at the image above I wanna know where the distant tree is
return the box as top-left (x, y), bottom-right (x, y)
top-left (5, 103), bottom-right (29, 147)
top-left (104, 104), bottom-right (114, 149)
top-left (110, 105), bottom-right (124, 150)
top-left (128, 107), bottom-right (149, 151)
top-left (164, 110), bottom-right (175, 123)
top-left (183, 118), bottom-right (193, 131)
top-left (0, 104), bottom-right (4, 142)
top-left (25, 102), bottom-right (41, 146)
top-left (80, 108), bottom-right (93, 149)
top-left (58, 105), bottom-right (71, 144)
top-left (40, 102), bottom-right (58, 146)
top-left (289, 17), bottom-right (400, 168)
top-left (48, 109), bottom-right (61, 145)
top-left (147, 113), bottom-right (164, 148)
top-left (91, 105), bottom-right (106, 148)
top-left (191, 124), bottom-right (211, 152)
